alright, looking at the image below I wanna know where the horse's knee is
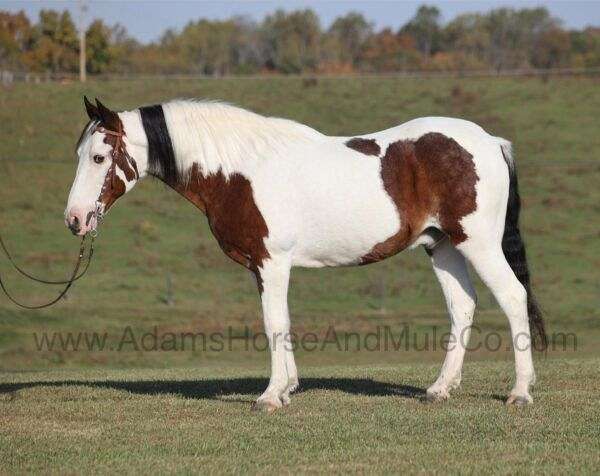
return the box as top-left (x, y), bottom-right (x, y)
top-left (449, 293), bottom-right (476, 326)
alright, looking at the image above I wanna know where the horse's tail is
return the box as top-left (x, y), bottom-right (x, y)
top-left (498, 138), bottom-right (548, 351)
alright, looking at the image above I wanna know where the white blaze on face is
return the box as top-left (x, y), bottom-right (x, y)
top-left (65, 129), bottom-right (112, 235)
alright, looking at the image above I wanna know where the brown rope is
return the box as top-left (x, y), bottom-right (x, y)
top-left (0, 125), bottom-right (120, 310)
top-left (0, 233), bottom-right (93, 284)
top-left (0, 234), bottom-right (94, 309)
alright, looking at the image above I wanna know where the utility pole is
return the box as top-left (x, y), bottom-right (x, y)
top-left (78, 0), bottom-right (87, 82)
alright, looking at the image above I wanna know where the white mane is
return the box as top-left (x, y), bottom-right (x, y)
top-left (161, 100), bottom-right (324, 177)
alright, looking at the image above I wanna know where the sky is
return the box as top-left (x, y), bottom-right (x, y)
top-left (2, 1), bottom-right (599, 44)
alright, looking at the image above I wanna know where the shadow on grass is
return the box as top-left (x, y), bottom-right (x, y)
top-left (0, 377), bottom-right (425, 402)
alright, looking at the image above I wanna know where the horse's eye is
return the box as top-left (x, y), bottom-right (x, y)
top-left (93, 155), bottom-right (104, 164)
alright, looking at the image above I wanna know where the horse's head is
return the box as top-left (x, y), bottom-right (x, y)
top-left (65, 98), bottom-right (146, 236)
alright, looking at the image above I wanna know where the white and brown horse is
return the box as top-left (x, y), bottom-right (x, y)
top-left (66, 97), bottom-right (547, 411)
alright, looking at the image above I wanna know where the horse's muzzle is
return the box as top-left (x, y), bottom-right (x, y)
top-left (66, 206), bottom-right (96, 236)
top-left (67, 216), bottom-right (81, 235)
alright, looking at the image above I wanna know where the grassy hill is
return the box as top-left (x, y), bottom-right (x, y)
top-left (0, 76), bottom-right (598, 472)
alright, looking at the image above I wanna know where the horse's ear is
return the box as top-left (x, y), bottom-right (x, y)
top-left (95, 98), bottom-right (120, 131)
top-left (84, 96), bottom-right (99, 120)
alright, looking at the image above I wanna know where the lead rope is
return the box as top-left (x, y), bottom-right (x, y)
top-left (0, 233), bottom-right (94, 309)
top-left (0, 123), bottom-right (123, 310)
top-left (0, 232), bottom-right (93, 284)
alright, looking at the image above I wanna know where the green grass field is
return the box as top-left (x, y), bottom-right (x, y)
top-left (2, 359), bottom-right (600, 473)
top-left (1, 76), bottom-right (599, 473)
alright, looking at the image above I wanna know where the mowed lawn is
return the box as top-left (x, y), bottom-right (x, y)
top-left (0, 76), bottom-right (599, 472)
top-left (1, 359), bottom-right (600, 473)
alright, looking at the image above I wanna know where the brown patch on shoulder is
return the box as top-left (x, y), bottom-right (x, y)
top-left (361, 132), bottom-right (478, 264)
top-left (345, 138), bottom-right (381, 156)
top-left (175, 164), bottom-right (270, 293)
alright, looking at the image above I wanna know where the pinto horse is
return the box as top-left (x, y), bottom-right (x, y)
top-left (66, 97), bottom-right (547, 411)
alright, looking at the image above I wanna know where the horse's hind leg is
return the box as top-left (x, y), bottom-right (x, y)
top-left (426, 237), bottom-right (477, 402)
top-left (457, 238), bottom-right (535, 404)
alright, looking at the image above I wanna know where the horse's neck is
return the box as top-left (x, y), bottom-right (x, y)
top-left (141, 101), bottom-right (324, 213)
top-left (161, 101), bottom-right (323, 178)
top-left (161, 165), bottom-right (209, 214)
top-left (164, 162), bottom-right (241, 217)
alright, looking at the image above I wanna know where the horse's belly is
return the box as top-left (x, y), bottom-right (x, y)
top-left (291, 162), bottom-right (400, 267)
top-left (249, 142), bottom-right (402, 268)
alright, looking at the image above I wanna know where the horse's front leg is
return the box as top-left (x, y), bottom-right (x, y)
top-left (251, 256), bottom-right (298, 413)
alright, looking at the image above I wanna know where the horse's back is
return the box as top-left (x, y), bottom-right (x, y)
top-left (367, 116), bottom-right (493, 151)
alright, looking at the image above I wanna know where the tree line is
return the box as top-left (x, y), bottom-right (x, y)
top-left (1, 5), bottom-right (600, 76)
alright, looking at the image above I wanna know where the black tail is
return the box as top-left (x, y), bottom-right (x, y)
top-left (500, 143), bottom-right (548, 351)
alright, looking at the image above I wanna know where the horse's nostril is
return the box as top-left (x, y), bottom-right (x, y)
top-left (68, 215), bottom-right (81, 234)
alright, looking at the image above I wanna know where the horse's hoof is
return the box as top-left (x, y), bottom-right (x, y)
top-left (280, 378), bottom-right (299, 406)
top-left (251, 398), bottom-right (282, 414)
top-left (425, 388), bottom-right (450, 403)
top-left (506, 393), bottom-right (533, 406)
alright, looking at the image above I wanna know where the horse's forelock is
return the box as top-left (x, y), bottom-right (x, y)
top-left (75, 119), bottom-right (100, 155)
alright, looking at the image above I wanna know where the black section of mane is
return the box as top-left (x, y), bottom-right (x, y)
top-left (139, 105), bottom-right (179, 185)
top-left (500, 146), bottom-right (548, 351)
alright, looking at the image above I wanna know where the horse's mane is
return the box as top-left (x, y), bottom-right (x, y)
top-left (155, 100), bottom-right (324, 182)
top-left (76, 100), bottom-right (324, 184)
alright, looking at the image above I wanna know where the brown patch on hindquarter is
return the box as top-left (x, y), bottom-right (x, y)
top-left (361, 132), bottom-right (478, 264)
top-left (173, 164), bottom-right (270, 292)
top-left (345, 138), bottom-right (381, 156)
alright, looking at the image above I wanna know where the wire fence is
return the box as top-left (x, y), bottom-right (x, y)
top-left (2, 67), bottom-right (600, 85)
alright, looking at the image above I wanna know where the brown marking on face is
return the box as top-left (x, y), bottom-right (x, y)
top-left (102, 130), bottom-right (137, 182)
top-left (96, 116), bottom-right (138, 212)
top-left (345, 137), bottom-right (381, 156)
top-left (97, 161), bottom-right (127, 213)
top-left (171, 164), bottom-right (270, 293)
top-left (361, 132), bottom-right (478, 264)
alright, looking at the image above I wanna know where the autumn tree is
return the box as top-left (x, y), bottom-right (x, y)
top-left (531, 27), bottom-right (571, 69)
top-left (443, 13), bottom-right (490, 70)
top-left (400, 5), bottom-right (442, 57)
top-left (86, 20), bottom-right (111, 74)
top-left (175, 17), bottom-right (260, 75)
top-left (570, 27), bottom-right (600, 68)
top-left (260, 9), bottom-right (321, 73)
top-left (105, 24), bottom-right (140, 73)
top-left (323, 12), bottom-right (372, 70)
top-left (24, 10), bottom-right (78, 72)
top-left (0, 10), bottom-right (33, 68)
top-left (362, 29), bottom-right (420, 72)
top-left (1, 5), bottom-right (599, 76)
